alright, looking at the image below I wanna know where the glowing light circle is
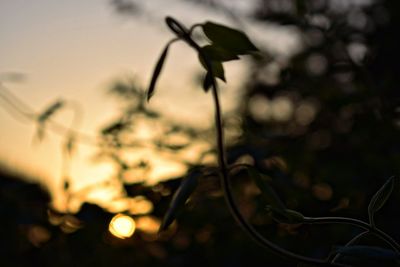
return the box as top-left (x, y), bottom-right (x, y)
top-left (109, 214), bottom-right (136, 239)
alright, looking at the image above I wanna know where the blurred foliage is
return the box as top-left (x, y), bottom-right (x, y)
top-left (1, 0), bottom-right (400, 266)
top-left (0, 169), bottom-right (295, 267)
top-left (93, 76), bottom-right (214, 184)
top-left (231, 0), bottom-right (400, 229)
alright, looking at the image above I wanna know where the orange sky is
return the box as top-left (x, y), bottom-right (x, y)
top-left (0, 0), bottom-right (300, 211)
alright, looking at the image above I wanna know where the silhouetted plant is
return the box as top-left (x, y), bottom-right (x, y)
top-left (147, 16), bottom-right (400, 267)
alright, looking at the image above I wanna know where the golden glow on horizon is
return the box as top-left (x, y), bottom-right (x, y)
top-left (109, 214), bottom-right (136, 239)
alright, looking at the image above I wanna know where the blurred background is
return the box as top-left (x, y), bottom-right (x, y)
top-left (1, 0), bottom-right (399, 266)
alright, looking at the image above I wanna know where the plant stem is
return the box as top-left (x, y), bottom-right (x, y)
top-left (208, 80), bottom-right (348, 267)
top-left (330, 231), bottom-right (369, 263)
top-left (164, 16), bottom-right (399, 267)
top-left (169, 15), bottom-right (346, 266)
top-left (304, 217), bottom-right (400, 253)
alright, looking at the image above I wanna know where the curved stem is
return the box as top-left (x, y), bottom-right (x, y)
top-left (163, 17), bottom-right (399, 267)
top-left (304, 217), bottom-right (400, 253)
top-left (163, 15), bottom-right (345, 266)
top-left (330, 231), bottom-right (369, 263)
top-left (209, 80), bottom-right (346, 267)
top-left (188, 23), bottom-right (203, 35)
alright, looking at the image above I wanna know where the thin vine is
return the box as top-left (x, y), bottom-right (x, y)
top-left (147, 16), bottom-right (400, 267)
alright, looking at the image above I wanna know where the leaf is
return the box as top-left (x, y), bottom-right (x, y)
top-left (209, 61), bottom-right (225, 81)
top-left (202, 72), bottom-right (213, 92)
top-left (201, 45), bottom-right (239, 62)
top-left (34, 100), bottom-right (64, 141)
top-left (147, 43), bottom-right (170, 102)
top-left (33, 123), bottom-right (46, 143)
top-left (159, 169), bottom-right (201, 232)
top-left (64, 134), bottom-right (75, 156)
top-left (64, 180), bottom-right (70, 191)
top-left (246, 166), bottom-right (286, 211)
top-left (198, 53), bottom-right (225, 81)
top-left (202, 22), bottom-right (259, 55)
top-left (368, 176), bottom-right (396, 227)
top-left (335, 245), bottom-right (400, 263)
top-left (157, 142), bottom-right (189, 151)
top-left (198, 45), bottom-right (238, 87)
top-left (38, 100), bottom-right (64, 123)
top-left (266, 206), bottom-right (305, 224)
top-left (101, 121), bottom-right (128, 135)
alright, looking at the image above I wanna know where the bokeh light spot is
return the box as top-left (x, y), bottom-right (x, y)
top-left (306, 53), bottom-right (327, 76)
top-left (248, 95), bottom-right (272, 122)
top-left (312, 183), bottom-right (333, 201)
top-left (271, 96), bottom-right (294, 122)
top-left (109, 214), bottom-right (136, 239)
top-left (295, 101), bottom-right (317, 126)
top-left (136, 216), bottom-right (161, 234)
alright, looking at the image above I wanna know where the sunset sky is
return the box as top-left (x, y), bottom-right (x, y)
top-left (0, 0), bottom-right (300, 211)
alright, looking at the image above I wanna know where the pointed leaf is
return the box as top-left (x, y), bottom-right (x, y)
top-left (198, 53), bottom-right (225, 81)
top-left (368, 176), bottom-right (395, 227)
top-left (101, 121), bottom-right (128, 135)
top-left (246, 166), bottom-right (286, 211)
top-left (209, 61), bottom-right (225, 81)
top-left (202, 72), bottom-right (213, 92)
top-left (201, 45), bottom-right (239, 62)
top-left (38, 100), bottom-right (64, 123)
top-left (202, 22), bottom-right (259, 55)
top-left (147, 43), bottom-right (170, 102)
top-left (159, 169), bottom-right (201, 232)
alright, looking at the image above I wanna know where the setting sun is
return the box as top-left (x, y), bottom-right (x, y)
top-left (109, 214), bottom-right (136, 239)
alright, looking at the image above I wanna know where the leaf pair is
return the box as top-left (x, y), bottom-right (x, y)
top-left (199, 22), bottom-right (259, 91)
top-left (198, 45), bottom-right (234, 92)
